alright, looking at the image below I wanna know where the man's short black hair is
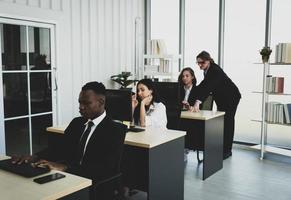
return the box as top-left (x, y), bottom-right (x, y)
top-left (82, 81), bottom-right (106, 95)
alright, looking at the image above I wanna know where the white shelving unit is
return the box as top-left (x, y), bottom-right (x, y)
top-left (251, 62), bottom-right (291, 159)
top-left (143, 54), bottom-right (181, 81)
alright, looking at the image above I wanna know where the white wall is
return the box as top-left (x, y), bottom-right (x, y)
top-left (0, 0), bottom-right (145, 125)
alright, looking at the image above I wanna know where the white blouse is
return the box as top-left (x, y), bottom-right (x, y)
top-left (145, 102), bottom-right (167, 129)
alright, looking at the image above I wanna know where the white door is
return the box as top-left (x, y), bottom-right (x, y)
top-left (0, 18), bottom-right (57, 155)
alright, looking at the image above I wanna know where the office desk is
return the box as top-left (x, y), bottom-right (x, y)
top-left (180, 110), bottom-right (225, 180)
top-left (46, 126), bottom-right (185, 200)
top-left (0, 156), bottom-right (92, 200)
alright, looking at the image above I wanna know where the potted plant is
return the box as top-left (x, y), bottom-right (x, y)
top-left (260, 46), bottom-right (272, 63)
top-left (110, 72), bottom-right (138, 89)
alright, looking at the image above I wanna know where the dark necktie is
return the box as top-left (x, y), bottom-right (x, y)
top-left (77, 121), bottom-right (94, 164)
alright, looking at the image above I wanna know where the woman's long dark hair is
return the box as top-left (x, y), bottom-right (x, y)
top-left (178, 67), bottom-right (197, 87)
top-left (196, 50), bottom-right (215, 63)
top-left (133, 79), bottom-right (161, 124)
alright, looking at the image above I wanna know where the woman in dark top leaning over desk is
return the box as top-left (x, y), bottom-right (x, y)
top-left (193, 51), bottom-right (241, 159)
top-left (178, 67), bottom-right (198, 111)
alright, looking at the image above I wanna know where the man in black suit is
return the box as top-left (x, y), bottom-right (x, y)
top-left (193, 51), bottom-right (241, 159)
top-left (13, 81), bottom-right (127, 185)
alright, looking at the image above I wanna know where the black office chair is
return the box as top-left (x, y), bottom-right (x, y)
top-left (91, 123), bottom-right (127, 200)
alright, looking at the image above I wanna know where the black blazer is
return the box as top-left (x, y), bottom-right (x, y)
top-left (179, 85), bottom-right (199, 107)
top-left (58, 116), bottom-right (126, 183)
top-left (197, 63), bottom-right (241, 111)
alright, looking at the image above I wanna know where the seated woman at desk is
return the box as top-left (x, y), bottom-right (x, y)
top-left (178, 67), bottom-right (198, 111)
top-left (132, 79), bottom-right (167, 129)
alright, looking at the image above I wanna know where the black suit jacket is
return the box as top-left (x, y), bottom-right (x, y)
top-left (179, 85), bottom-right (199, 107)
top-left (44, 115), bottom-right (126, 183)
top-left (197, 63), bottom-right (241, 111)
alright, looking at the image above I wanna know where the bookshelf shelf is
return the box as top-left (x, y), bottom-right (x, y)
top-left (250, 144), bottom-right (291, 157)
top-left (144, 72), bottom-right (172, 76)
top-left (255, 60), bottom-right (291, 159)
top-left (254, 62), bottom-right (291, 65)
top-left (251, 119), bottom-right (291, 127)
top-left (143, 54), bottom-right (181, 81)
top-left (252, 91), bottom-right (291, 96)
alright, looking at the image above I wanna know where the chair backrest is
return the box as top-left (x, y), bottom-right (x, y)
top-left (152, 82), bottom-right (181, 130)
top-left (201, 95), bottom-right (213, 110)
top-left (91, 122), bottom-right (127, 200)
top-left (113, 122), bottom-right (127, 174)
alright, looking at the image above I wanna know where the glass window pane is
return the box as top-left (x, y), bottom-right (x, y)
top-left (32, 114), bottom-right (52, 154)
top-left (3, 73), bottom-right (28, 118)
top-left (1, 24), bottom-right (27, 70)
top-left (151, 0), bottom-right (179, 55)
top-left (224, 0), bottom-right (265, 144)
top-left (5, 118), bottom-right (30, 156)
top-left (30, 27), bottom-right (51, 70)
top-left (184, 0), bottom-right (219, 83)
top-left (151, 0), bottom-right (180, 75)
top-left (30, 72), bottom-right (52, 114)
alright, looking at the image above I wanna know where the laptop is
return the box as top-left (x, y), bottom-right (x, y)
top-left (0, 158), bottom-right (50, 178)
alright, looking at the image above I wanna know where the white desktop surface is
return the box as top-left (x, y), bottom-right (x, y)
top-left (0, 156), bottom-right (92, 200)
top-left (180, 110), bottom-right (225, 120)
top-left (47, 126), bottom-right (186, 149)
top-left (125, 127), bottom-right (185, 148)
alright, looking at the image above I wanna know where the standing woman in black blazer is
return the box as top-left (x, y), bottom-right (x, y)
top-left (193, 51), bottom-right (241, 159)
top-left (178, 67), bottom-right (198, 111)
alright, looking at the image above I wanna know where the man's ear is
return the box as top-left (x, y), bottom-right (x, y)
top-left (98, 96), bottom-right (105, 106)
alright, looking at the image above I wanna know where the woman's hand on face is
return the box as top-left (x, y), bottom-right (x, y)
top-left (132, 94), bottom-right (138, 109)
top-left (141, 95), bottom-right (153, 106)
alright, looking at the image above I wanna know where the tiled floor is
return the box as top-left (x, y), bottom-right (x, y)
top-left (128, 144), bottom-right (291, 200)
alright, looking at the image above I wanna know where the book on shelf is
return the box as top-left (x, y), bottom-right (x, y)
top-left (283, 104), bottom-right (291, 124)
top-left (266, 102), bottom-right (291, 124)
top-left (144, 59), bottom-right (170, 74)
top-left (266, 75), bottom-right (284, 93)
top-left (275, 43), bottom-right (291, 63)
top-left (147, 39), bottom-right (167, 55)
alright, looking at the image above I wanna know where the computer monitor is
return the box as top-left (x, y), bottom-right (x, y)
top-left (153, 82), bottom-right (181, 130)
top-left (153, 81), bottom-right (180, 109)
top-left (105, 89), bottom-right (132, 122)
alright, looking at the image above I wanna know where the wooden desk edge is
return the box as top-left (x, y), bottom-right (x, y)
top-left (180, 111), bottom-right (225, 120)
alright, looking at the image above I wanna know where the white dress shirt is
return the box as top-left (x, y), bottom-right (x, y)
top-left (183, 85), bottom-right (193, 102)
top-left (81, 111), bottom-right (106, 157)
top-left (145, 102), bottom-right (167, 129)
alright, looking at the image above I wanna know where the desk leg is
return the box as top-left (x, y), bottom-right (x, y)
top-left (149, 137), bottom-right (184, 200)
top-left (203, 116), bottom-right (223, 180)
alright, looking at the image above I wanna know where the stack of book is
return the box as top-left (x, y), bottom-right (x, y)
top-left (147, 39), bottom-right (167, 55)
top-left (265, 102), bottom-right (291, 124)
top-left (275, 43), bottom-right (291, 63)
top-left (266, 75), bottom-right (284, 93)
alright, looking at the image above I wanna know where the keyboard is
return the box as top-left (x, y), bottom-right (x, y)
top-left (0, 159), bottom-right (50, 178)
top-left (127, 127), bottom-right (145, 132)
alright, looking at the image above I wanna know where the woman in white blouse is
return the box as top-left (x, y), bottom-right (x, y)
top-left (132, 79), bottom-right (167, 129)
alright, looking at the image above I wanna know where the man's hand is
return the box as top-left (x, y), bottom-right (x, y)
top-left (33, 160), bottom-right (67, 171)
